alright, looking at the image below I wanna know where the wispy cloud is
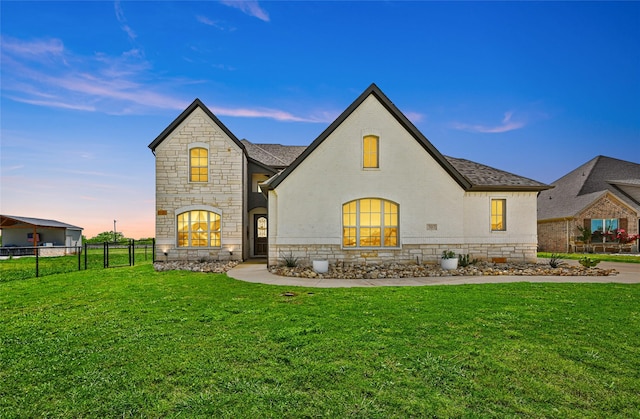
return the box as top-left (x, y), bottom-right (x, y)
top-left (220, 0), bottom-right (270, 22)
top-left (114, 1), bottom-right (137, 42)
top-left (1, 35), bottom-right (326, 122)
top-left (404, 111), bottom-right (425, 124)
top-left (210, 106), bottom-right (330, 123)
top-left (451, 111), bottom-right (525, 134)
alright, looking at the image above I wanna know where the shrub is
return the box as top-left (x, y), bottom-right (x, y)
top-left (579, 257), bottom-right (600, 268)
top-left (458, 254), bottom-right (478, 267)
top-left (280, 252), bottom-right (299, 267)
top-left (441, 250), bottom-right (456, 259)
top-left (548, 254), bottom-right (567, 268)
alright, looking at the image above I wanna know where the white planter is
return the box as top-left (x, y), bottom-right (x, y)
top-left (441, 258), bottom-right (458, 270)
top-left (312, 260), bottom-right (329, 273)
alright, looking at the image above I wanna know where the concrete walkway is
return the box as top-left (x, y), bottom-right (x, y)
top-left (226, 260), bottom-right (640, 288)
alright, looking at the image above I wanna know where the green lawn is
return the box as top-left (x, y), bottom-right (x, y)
top-left (538, 252), bottom-right (640, 264)
top-left (0, 246), bottom-right (154, 282)
top-left (1, 265), bottom-right (639, 418)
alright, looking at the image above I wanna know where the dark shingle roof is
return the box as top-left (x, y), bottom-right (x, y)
top-left (240, 140), bottom-right (306, 168)
top-left (537, 156), bottom-right (640, 220)
top-left (0, 215), bottom-right (83, 230)
top-left (444, 157), bottom-right (549, 190)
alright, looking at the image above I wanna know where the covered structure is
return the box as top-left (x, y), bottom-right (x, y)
top-left (0, 215), bottom-right (83, 256)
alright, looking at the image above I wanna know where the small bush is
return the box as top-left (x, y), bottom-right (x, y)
top-left (458, 254), bottom-right (478, 267)
top-left (280, 252), bottom-right (299, 267)
top-left (441, 250), bottom-right (456, 259)
top-left (579, 257), bottom-right (600, 268)
top-left (548, 254), bottom-right (567, 268)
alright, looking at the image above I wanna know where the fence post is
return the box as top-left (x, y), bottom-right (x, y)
top-left (104, 242), bottom-right (108, 268)
top-left (152, 238), bottom-right (156, 262)
top-left (77, 246), bottom-right (81, 271)
top-left (84, 242), bottom-right (88, 270)
top-left (35, 247), bottom-right (39, 278)
top-left (129, 240), bottom-right (133, 266)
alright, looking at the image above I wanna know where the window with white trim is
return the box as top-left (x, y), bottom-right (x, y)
top-left (363, 135), bottom-right (379, 168)
top-left (491, 199), bottom-right (506, 231)
top-left (177, 210), bottom-right (221, 247)
top-left (343, 198), bottom-right (398, 247)
top-left (189, 147), bottom-right (208, 182)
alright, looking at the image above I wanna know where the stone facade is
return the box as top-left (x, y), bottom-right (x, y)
top-left (269, 243), bottom-right (538, 267)
top-left (154, 108), bottom-right (245, 261)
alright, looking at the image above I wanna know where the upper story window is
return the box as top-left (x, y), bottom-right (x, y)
top-left (491, 199), bottom-right (506, 231)
top-left (363, 135), bottom-right (379, 168)
top-left (189, 147), bottom-right (208, 182)
top-left (343, 198), bottom-right (398, 248)
top-left (177, 210), bottom-right (221, 247)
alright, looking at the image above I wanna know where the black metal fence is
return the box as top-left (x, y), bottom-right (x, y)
top-left (0, 239), bottom-right (155, 282)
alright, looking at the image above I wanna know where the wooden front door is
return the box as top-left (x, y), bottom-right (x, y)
top-left (254, 215), bottom-right (268, 257)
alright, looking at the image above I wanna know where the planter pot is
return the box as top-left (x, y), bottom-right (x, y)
top-left (312, 260), bottom-right (329, 273)
top-left (441, 258), bottom-right (458, 270)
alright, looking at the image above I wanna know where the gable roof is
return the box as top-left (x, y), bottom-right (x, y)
top-left (0, 215), bottom-right (83, 230)
top-left (263, 83), bottom-right (549, 192)
top-left (537, 155), bottom-right (640, 220)
top-left (148, 98), bottom-right (245, 153)
top-left (444, 157), bottom-right (549, 190)
top-left (241, 140), bottom-right (306, 168)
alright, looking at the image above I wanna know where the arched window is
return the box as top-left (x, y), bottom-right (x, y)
top-left (343, 198), bottom-right (398, 247)
top-left (363, 135), bottom-right (379, 168)
top-left (177, 210), bottom-right (221, 247)
top-left (189, 147), bottom-right (208, 182)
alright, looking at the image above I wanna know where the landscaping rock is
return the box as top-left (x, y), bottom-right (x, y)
top-left (153, 260), bottom-right (239, 273)
top-left (269, 261), bottom-right (617, 279)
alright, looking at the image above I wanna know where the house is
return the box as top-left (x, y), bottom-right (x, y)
top-left (0, 215), bottom-right (83, 256)
top-left (537, 156), bottom-right (640, 253)
top-left (149, 84), bottom-right (550, 266)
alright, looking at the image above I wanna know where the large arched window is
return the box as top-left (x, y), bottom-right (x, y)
top-left (343, 198), bottom-right (398, 247)
top-left (177, 210), bottom-right (221, 247)
top-left (189, 147), bottom-right (208, 182)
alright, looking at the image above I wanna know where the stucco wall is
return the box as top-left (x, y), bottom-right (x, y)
top-left (154, 108), bottom-right (245, 261)
top-left (268, 96), bottom-right (539, 265)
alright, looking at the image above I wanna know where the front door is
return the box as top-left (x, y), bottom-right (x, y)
top-left (254, 215), bottom-right (268, 257)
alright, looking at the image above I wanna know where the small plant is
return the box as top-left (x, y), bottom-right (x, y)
top-left (576, 225), bottom-right (592, 243)
top-left (458, 254), bottom-right (479, 267)
top-left (579, 257), bottom-right (600, 268)
top-left (280, 252), bottom-right (299, 267)
top-left (441, 250), bottom-right (456, 259)
top-left (548, 253), bottom-right (567, 268)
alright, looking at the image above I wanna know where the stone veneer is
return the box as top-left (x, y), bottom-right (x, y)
top-left (154, 109), bottom-right (245, 261)
top-left (269, 243), bottom-right (538, 267)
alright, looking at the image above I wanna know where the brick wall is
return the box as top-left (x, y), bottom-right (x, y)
top-left (538, 193), bottom-right (639, 253)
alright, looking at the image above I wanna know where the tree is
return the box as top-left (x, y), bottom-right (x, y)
top-left (86, 231), bottom-right (126, 244)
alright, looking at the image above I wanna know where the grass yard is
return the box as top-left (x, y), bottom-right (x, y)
top-left (0, 246), bottom-right (154, 282)
top-left (1, 265), bottom-right (639, 418)
top-left (538, 252), bottom-right (640, 264)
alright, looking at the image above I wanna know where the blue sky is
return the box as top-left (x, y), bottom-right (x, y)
top-left (1, 1), bottom-right (639, 239)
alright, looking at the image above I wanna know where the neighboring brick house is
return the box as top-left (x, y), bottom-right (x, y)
top-left (149, 84), bottom-right (550, 265)
top-left (537, 156), bottom-right (640, 253)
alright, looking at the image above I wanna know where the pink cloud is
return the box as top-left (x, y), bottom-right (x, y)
top-left (451, 111), bottom-right (525, 133)
top-left (220, 0), bottom-right (270, 22)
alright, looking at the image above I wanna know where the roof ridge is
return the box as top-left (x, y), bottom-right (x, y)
top-left (250, 143), bottom-right (289, 165)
